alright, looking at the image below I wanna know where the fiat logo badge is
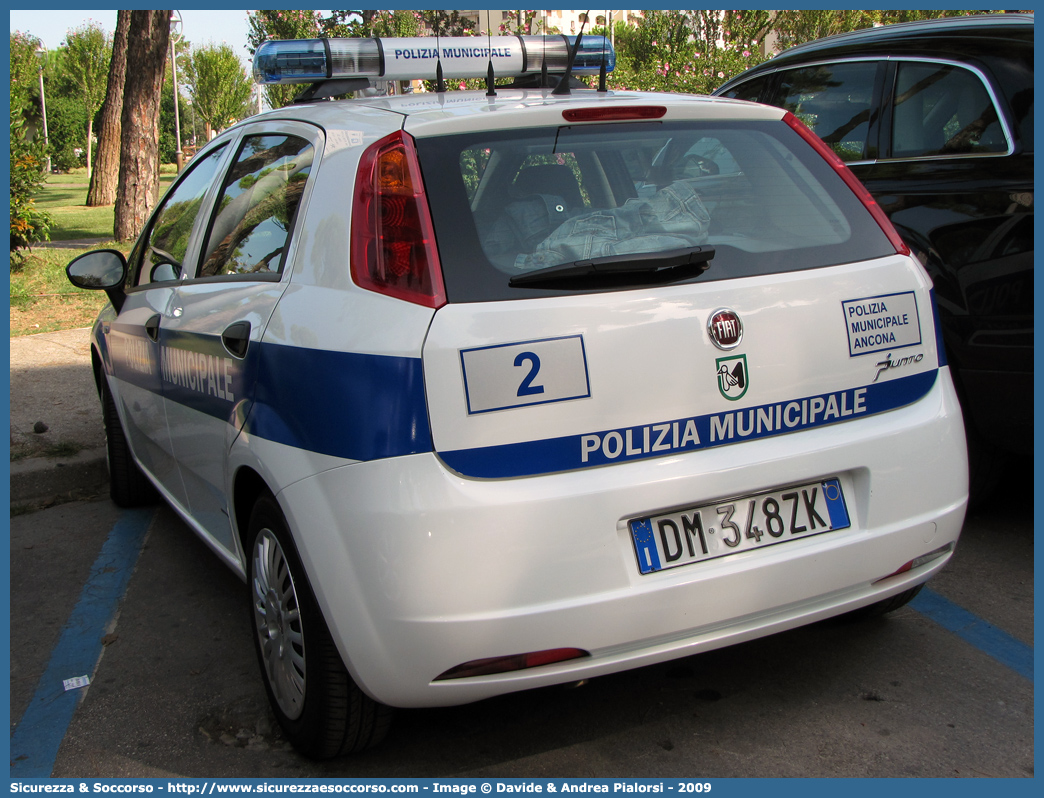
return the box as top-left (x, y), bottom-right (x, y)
top-left (708, 308), bottom-right (743, 350)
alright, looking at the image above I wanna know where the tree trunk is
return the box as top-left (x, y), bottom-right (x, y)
top-left (86, 10), bottom-right (130, 207)
top-left (114, 10), bottom-right (170, 243)
top-left (85, 119), bottom-right (93, 181)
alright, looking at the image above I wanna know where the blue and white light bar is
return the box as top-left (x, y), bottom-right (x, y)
top-left (253, 35), bottom-right (616, 84)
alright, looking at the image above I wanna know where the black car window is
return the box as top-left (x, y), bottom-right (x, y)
top-left (775, 62), bottom-right (877, 162)
top-left (890, 62), bottom-right (1007, 158)
top-left (130, 144), bottom-right (227, 287)
top-left (982, 49), bottom-right (1032, 151)
top-left (718, 74), bottom-right (773, 104)
top-left (198, 134), bottom-right (314, 278)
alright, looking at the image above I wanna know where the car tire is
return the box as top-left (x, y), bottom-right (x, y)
top-left (247, 494), bottom-right (392, 759)
top-left (100, 377), bottom-right (157, 507)
top-left (845, 583), bottom-right (925, 621)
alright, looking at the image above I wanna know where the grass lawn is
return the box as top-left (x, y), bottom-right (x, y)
top-left (38, 166), bottom-right (176, 241)
top-left (10, 244), bottom-right (120, 336)
top-left (37, 189), bottom-right (119, 241)
top-left (10, 165), bottom-right (177, 336)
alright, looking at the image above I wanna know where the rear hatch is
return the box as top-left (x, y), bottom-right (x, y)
top-left (410, 95), bottom-right (941, 479)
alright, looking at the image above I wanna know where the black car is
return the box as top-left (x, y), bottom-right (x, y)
top-left (715, 14), bottom-right (1033, 496)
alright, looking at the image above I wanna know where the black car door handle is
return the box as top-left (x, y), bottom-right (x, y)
top-left (222, 321), bottom-right (251, 359)
top-left (145, 314), bottom-right (161, 342)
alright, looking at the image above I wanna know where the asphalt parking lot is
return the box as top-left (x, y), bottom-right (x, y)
top-left (9, 463), bottom-right (1033, 779)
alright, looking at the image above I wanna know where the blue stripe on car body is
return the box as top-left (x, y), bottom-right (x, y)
top-left (97, 322), bottom-right (940, 477)
top-left (439, 370), bottom-right (939, 478)
top-left (101, 322), bottom-right (433, 462)
top-left (247, 342), bottom-right (432, 461)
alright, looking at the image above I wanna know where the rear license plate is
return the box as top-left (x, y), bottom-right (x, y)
top-left (630, 478), bottom-right (850, 575)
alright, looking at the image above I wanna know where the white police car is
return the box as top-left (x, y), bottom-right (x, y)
top-left (67, 34), bottom-right (968, 759)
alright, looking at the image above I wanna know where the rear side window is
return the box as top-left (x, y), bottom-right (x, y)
top-left (774, 62), bottom-right (878, 162)
top-left (417, 120), bottom-right (894, 302)
top-left (890, 62), bottom-right (1008, 158)
top-left (198, 134), bottom-right (314, 278)
top-left (718, 74), bottom-right (774, 104)
top-left (982, 48), bottom-right (1032, 150)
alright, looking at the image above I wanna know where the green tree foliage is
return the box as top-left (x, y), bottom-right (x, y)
top-left (62, 22), bottom-right (112, 178)
top-left (610, 10), bottom-right (772, 95)
top-left (353, 10), bottom-right (422, 37)
top-left (9, 32), bottom-right (53, 250)
top-left (608, 10), bottom-right (1024, 96)
top-left (43, 93), bottom-right (89, 172)
top-left (247, 9), bottom-right (328, 45)
top-left (36, 48), bottom-right (90, 172)
top-left (879, 9), bottom-right (986, 23)
top-left (157, 37), bottom-right (193, 163)
top-left (160, 82), bottom-right (191, 163)
top-left (771, 10), bottom-right (879, 51)
top-left (326, 9), bottom-right (424, 38)
top-left (424, 10), bottom-right (476, 36)
top-left (772, 9), bottom-right (996, 49)
top-left (188, 43), bottom-right (253, 134)
top-left (516, 11), bottom-right (547, 34)
top-left (10, 31), bottom-right (43, 117)
top-left (10, 112), bottom-right (53, 250)
top-left (12, 27), bottom-right (112, 175)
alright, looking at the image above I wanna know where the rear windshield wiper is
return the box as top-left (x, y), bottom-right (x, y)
top-left (508, 246), bottom-right (715, 290)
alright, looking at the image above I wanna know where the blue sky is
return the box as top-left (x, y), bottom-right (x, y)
top-left (9, 9), bottom-right (257, 62)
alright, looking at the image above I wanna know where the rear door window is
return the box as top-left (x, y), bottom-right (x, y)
top-left (773, 62), bottom-right (879, 163)
top-left (889, 61), bottom-right (1009, 158)
top-left (417, 120), bottom-right (894, 302)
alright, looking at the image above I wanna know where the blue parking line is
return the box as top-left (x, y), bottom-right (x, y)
top-left (911, 587), bottom-right (1034, 682)
top-left (9, 508), bottom-right (154, 777)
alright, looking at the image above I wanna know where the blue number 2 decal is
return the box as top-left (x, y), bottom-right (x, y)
top-left (514, 352), bottom-right (545, 397)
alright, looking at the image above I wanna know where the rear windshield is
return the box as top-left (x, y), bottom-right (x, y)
top-left (416, 119), bottom-right (894, 302)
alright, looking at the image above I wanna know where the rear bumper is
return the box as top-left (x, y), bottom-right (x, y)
top-left (276, 367), bottom-right (968, 707)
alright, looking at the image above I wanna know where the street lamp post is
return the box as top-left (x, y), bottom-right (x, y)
top-left (170, 11), bottom-right (184, 172)
top-left (35, 46), bottom-right (51, 174)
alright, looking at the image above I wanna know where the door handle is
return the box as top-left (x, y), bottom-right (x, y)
top-left (145, 314), bottom-right (161, 342)
top-left (222, 321), bottom-right (251, 359)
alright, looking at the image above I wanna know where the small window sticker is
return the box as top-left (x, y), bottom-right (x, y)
top-left (326, 130), bottom-right (364, 151)
top-left (842, 291), bottom-right (922, 357)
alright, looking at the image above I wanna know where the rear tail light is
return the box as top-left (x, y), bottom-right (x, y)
top-left (351, 130), bottom-right (447, 308)
top-left (434, 648), bottom-right (589, 681)
top-left (783, 111), bottom-right (911, 257)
